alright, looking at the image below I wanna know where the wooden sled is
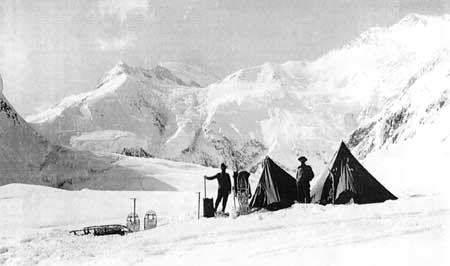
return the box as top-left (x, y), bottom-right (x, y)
top-left (70, 224), bottom-right (132, 236)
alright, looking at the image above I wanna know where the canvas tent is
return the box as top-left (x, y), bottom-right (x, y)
top-left (311, 142), bottom-right (397, 205)
top-left (250, 156), bottom-right (297, 210)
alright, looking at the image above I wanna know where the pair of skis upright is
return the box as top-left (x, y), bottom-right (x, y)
top-left (232, 186), bottom-right (251, 217)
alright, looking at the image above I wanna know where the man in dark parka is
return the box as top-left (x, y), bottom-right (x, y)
top-left (204, 163), bottom-right (232, 213)
top-left (296, 156), bottom-right (314, 203)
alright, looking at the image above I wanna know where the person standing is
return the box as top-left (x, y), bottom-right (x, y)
top-left (296, 156), bottom-right (314, 203)
top-left (204, 163), bottom-right (232, 213)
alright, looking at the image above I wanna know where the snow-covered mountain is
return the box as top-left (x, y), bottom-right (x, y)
top-left (340, 14), bottom-right (450, 195)
top-left (200, 13), bottom-right (450, 173)
top-left (27, 14), bottom-right (450, 175)
top-left (0, 73), bottom-right (176, 190)
top-left (197, 62), bottom-right (354, 171)
top-left (26, 60), bottom-right (349, 171)
top-left (347, 49), bottom-right (450, 195)
top-left (26, 62), bottom-right (213, 165)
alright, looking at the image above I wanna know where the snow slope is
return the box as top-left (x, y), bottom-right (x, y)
top-left (0, 182), bottom-right (448, 266)
top-left (0, 139), bottom-right (448, 266)
top-left (347, 47), bottom-right (450, 196)
top-left (27, 14), bottom-right (450, 175)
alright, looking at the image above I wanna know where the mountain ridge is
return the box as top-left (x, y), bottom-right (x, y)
top-left (27, 13), bottom-right (450, 176)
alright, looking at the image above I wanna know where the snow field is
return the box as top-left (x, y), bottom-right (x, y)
top-left (0, 154), bottom-right (449, 265)
top-left (0, 184), bottom-right (448, 266)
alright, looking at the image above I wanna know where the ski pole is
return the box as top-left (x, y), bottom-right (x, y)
top-left (196, 192), bottom-right (200, 219)
top-left (204, 176), bottom-right (207, 198)
top-left (232, 186), bottom-right (237, 214)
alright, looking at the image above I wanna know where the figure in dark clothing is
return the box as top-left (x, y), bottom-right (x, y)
top-left (204, 163), bottom-right (232, 213)
top-left (296, 156), bottom-right (314, 203)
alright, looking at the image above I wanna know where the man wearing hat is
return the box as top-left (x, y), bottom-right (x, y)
top-left (204, 163), bottom-right (232, 213)
top-left (296, 156), bottom-right (314, 203)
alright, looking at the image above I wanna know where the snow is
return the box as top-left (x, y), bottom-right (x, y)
top-left (1, 116), bottom-right (450, 266)
top-left (0, 81), bottom-right (178, 190)
top-left (115, 156), bottom-right (231, 192)
top-left (70, 130), bottom-right (147, 153)
top-left (25, 73), bottom-right (128, 124)
top-left (24, 61), bottom-right (211, 165)
top-left (1, 154), bottom-right (449, 265)
top-left (0, 180), bottom-right (449, 266)
top-left (348, 44), bottom-right (450, 196)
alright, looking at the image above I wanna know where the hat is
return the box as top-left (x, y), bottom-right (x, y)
top-left (220, 163), bottom-right (227, 169)
top-left (298, 156), bottom-right (307, 162)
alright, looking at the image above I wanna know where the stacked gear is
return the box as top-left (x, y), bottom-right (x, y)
top-left (234, 171), bottom-right (252, 215)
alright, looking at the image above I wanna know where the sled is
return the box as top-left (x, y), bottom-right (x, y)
top-left (69, 224), bottom-right (132, 236)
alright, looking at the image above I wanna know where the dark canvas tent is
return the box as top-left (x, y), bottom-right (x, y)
top-left (311, 141), bottom-right (397, 205)
top-left (250, 156), bottom-right (297, 210)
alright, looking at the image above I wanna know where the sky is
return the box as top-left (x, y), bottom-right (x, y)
top-left (1, 0), bottom-right (450, 116)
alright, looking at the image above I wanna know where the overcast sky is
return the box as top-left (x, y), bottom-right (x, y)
top-left (1, 0), bottom-right (449, 116)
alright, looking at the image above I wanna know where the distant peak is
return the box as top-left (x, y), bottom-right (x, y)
top-left (114, 60), bottom-right (133, 72)
top-left (396, 13), bottom-right (430, 27)
top-left (150, 65), bottom-right (189, 86)
top-left (116, 60), bottom-right (129, 68)
top-left (105, 60), bottom-right (136, 78)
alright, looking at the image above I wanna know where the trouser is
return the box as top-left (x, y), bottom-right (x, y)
top-left (215, 189), bottom-right (229, 212)
top-left (297, 181), bottom-right (311, 203)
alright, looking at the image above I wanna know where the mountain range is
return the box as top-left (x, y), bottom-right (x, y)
top-left (5, 13), bottom-right (449, 194)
